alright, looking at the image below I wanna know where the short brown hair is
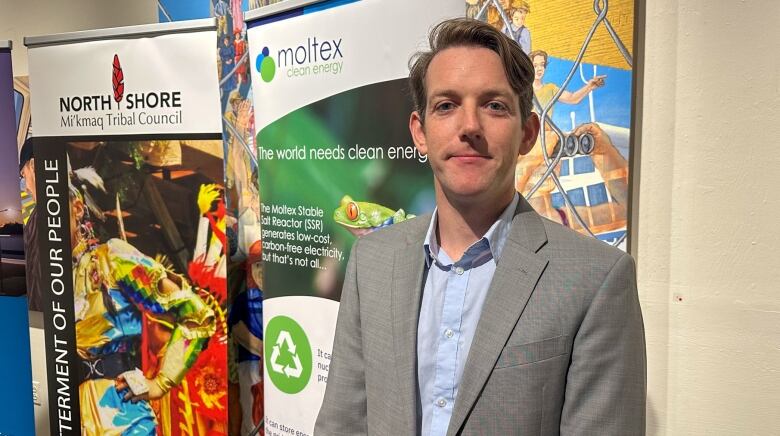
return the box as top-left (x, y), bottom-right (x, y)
top-left (512, 0), bottom-right (530, 13)
top-left (409, 18), bottom-right (534, 124)
top-left (528, 49), bottom-right (548, 66)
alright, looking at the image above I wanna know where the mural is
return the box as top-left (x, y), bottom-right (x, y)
top-left (468, 0), bottom-right (635, 248)
top-left (157, 1), bottom-right (283, 434)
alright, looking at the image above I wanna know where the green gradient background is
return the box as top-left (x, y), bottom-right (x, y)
top-left (258, 79), bottom-right (434, 300)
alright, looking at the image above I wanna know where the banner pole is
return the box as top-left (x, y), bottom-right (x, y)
top-left (24, 18), bottom-right (216, 48)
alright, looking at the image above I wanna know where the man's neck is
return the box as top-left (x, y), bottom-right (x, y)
top-left (435, 190), bottom-right (514, 262)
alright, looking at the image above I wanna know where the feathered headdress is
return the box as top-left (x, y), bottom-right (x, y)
top-left (67, 154), bottom-right (107, 221)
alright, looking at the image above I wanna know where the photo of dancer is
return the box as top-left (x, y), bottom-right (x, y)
top-left (41, 138), bottom-right (230, 434)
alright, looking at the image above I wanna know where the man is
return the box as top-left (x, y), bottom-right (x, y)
top-left (506, 1), bottom-right (532, 54)
top-left (18, 138), bottom-right (41, 311)
top-left (213, 0), bottom-right (229, 35)
top-left (315, 18), bottom-right (645, 435)
top-left (219, 35), bottom-right (236, 96)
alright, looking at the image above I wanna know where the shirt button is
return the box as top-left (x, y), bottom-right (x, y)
top-left (436, 398), bottom-right (447, 408)
top-left (444, 329), bottom-right (454, 338)
top-left (454, 266), bottom-right (464, 275)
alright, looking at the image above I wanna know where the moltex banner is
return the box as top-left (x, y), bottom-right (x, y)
top-left (27, 23), bottom-right (230, 435)
top-left (246, 0), bottom-right (462, 434)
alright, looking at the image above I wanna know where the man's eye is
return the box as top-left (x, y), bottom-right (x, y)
top-left (486, 101), bottom-right (508, 111)
top-left (434, 102), bottom-right (455, 112)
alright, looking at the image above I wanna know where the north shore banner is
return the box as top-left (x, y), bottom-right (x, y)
top-left (246, 0), bottom-right (462, 434)
top-left (26, 21), bottom-right (231, 435)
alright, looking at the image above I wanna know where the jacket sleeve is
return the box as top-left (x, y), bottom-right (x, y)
top-left (560, 253), bottom-right (647, 435)
top-left (314, 240), bottom-right (368, 435)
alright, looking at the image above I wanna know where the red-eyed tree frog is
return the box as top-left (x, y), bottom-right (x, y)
top-left (333, 195), bottom-right (415, 237)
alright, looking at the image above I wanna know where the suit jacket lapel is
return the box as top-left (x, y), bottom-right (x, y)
top-left (447, 199), bottom-right (550, 436)
top-left (391, 215), bottom-right (429, 434)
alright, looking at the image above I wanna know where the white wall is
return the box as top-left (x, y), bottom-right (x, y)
top-left (637, 0), bottom-right (780, 434)
top-left (0, 2), bottom-right (156, 434)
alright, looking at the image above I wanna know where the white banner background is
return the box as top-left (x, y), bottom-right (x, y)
top-left (28, 30), bottom-right (222, 137)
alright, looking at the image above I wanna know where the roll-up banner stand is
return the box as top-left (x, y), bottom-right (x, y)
top-left (26, 21), bottom-right (233, 435)
top-left (0, 39), bottom-right (36, 436)
top-left (246, 1), bottom-right (462, 433)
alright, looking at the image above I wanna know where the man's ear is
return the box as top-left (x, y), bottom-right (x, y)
top-left (518, 112), bottom-right (540, 156)
top-left (72, 197), bottom-right (85, 222)
top-left (409, 111), bottom-right (427, 157)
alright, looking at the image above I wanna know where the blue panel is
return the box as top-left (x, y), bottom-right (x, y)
top-left (248, 7), bottom-right (304, 27)
top-left (587, 182), bottom-right (609, 205)
top-left (0, 296), bottom-right (34, 435)
top-left (558, 159), bottom-right (569, 176)
top-left (157, 0), bottom-right (212, 22)
top-left (573, 156), bottom-right (595, 174)
top-left (566, 187), bottom-right (586, 206)
top-left (304, 0), bottom-right (360, 14)
top-left (551, 192), bottom-right (564, 209)
top-left (249, 0), bottom-right (361, 27)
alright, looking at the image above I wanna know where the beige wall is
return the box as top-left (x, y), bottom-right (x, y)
top-left (0, 2), bottom-right (156, 434)
top-left (637, 0), bottom-right (780, 434)
top-left (0, 0), bottom-right (157, 75)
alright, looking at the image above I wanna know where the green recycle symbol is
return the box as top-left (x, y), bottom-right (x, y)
top-left (271, 330), bottom-right (303, 377)
top-left (265, 316), bottom-right (312, 394)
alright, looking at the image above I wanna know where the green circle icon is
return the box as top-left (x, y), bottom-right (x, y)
top-left (265, 315), bottom-right (312, 394)
top-left (260, 56), bottom-right (276, 82)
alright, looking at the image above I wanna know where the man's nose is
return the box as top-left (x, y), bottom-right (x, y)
top-left (459, 106), bottom-right (483, 141)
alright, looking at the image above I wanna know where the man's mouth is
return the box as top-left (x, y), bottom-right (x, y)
top-left (449, 153), bottom-right (490, 163)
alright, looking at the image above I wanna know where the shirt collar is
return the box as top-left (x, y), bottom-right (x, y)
top-left (423, 193), bottom-right (519, 267)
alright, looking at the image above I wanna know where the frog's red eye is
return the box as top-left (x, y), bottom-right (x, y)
top-left (346, 202), bottom-right (359, 221)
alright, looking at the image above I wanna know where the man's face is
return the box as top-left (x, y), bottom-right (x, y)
top-left (532, 55), bottom-right (546, 81)
top-left (410, 46), bottom-right (537, 206)
top-left (68, 196), bottom-right (85, 250)
top-left (21, 159), bottom-right (36, 200)
top-left (512, 9), bottom-right (528, 27)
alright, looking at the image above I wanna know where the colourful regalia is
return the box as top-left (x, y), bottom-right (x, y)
top-left (74, 237), bottom-right (216, 435)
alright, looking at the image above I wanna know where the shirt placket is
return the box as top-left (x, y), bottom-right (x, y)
top-left (429, 260), bottom-right (471, 435)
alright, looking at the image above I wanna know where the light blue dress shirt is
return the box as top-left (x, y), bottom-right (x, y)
top-left (417, 194), bottom-right (519, 436)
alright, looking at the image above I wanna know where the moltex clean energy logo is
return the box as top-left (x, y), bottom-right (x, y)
top-left (256, 47), bottom-right (276, 82)
top-left (255, 36), bottom-right (344, 83)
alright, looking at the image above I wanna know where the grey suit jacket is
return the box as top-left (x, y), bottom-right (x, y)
top-left (315, 197), bottom-right (646, 435)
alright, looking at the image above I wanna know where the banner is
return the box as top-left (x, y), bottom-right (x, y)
top-left (0, 40), bottom-right (36, 436)
top-left (247, 0), bottom-right (462, 434)
top-left (157, 2), bottom-right (270, 434)
top-left (27, 22), bottom-right (230, 435)
top-left (468, 0), bottom-right (637, 250)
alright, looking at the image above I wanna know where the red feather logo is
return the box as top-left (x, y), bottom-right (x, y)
top-left (112, 54), bottom-right (124, 103)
